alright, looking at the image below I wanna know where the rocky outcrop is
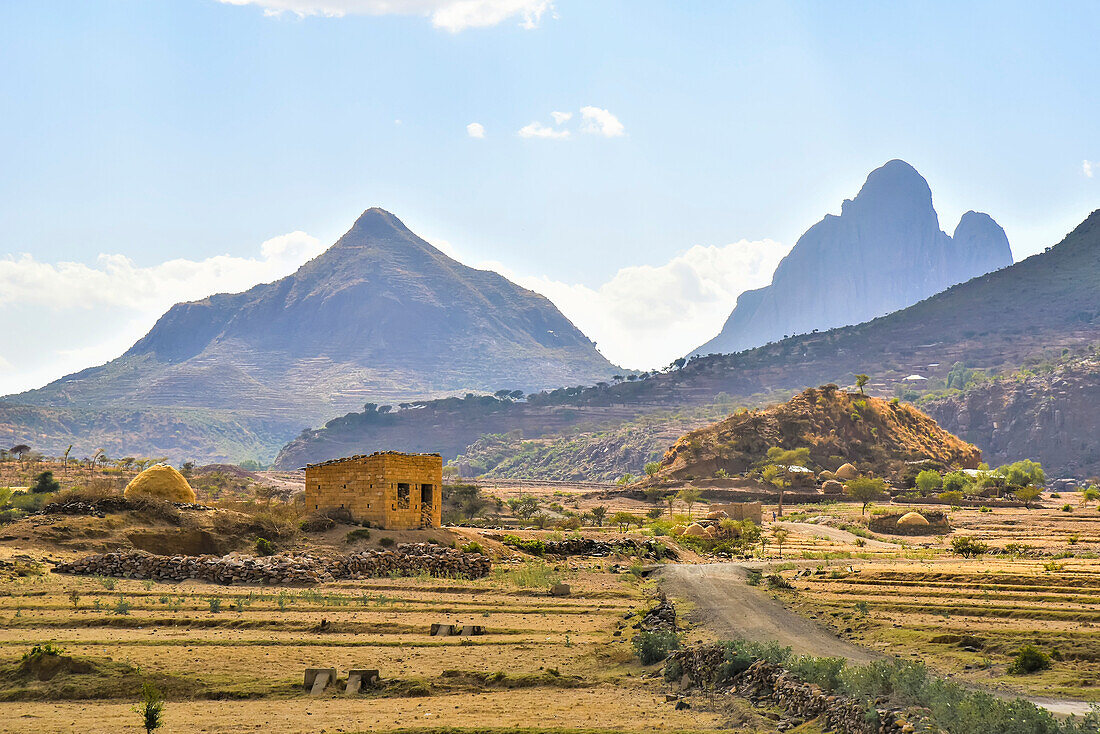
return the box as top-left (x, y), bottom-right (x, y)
top-left (924, 359), bottom-right (1100, 479)
top-left (53, 544), bottom-right (491, 584)
top-left (693, 160), bottom-right (1012, 356)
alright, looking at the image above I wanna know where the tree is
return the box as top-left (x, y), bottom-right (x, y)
top-left (845, 476), bottom-right (887, 515)
top-left (676, 486), bottom-right (701, 519)
top-left (761, 464), bottom-right (789, 518)
top-left (941, 471), bottom-right (973, 494)
top-left (591, 505), bottom-right (608, 527)
top-left (996, 460), bottom-right (1045, 490)
top-left (772, 527), bottom-right (790, 558)
top-left (31, 471), bottom-right (61, 494)
top-left (508, 496), bottom-right (540, 522)
top-left (915, 469), bottom-right (942, 495)
top-left (62, 444), bottom-right (73, 481)
top-left (610, 511), bottom-right (639, 532)
top-left (644, 461), bottom-right (661, 477)
top-left (1081, 486), bottom-right (1100, 506)
top-left (855, 374), bottom-right (869, 395)
top-left (133, 682), bottom-right (164, 733)
top-left (666, 493), bottom-right (676, 519)
top-left (763, 446), bottom-right (810, 518)
top-left (1014, 486), bottom-right (1042, 509)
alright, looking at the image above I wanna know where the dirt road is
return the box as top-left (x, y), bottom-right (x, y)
top-left (659, 562), bottom-right (881, 664)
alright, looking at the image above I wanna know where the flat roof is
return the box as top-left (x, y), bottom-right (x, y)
top-left (304, 450), bottom-right (442, 469)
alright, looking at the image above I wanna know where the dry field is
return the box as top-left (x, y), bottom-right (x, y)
top-left (770, 500), bottom-right (1100, 701)
top-left (0, 546), bottom-right (768, 733)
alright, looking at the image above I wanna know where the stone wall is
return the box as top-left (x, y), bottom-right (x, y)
top-left (53, 543), bottom-right (489, 585)
top-left (305, 452), bottom-right (442, 530)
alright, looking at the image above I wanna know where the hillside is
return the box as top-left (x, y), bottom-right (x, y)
top-left (276, 209), bottom-right (1100, 471)
top-left (0, 208), bottom-right (617, 463)
top-left (924, 355), bottom-right (1100, 479)
top-left (691, 160), bottom-right (1012, 356)
top-left (649, 385), bottom-right (981, 483)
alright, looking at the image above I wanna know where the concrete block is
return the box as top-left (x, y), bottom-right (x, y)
top-left (346, 668), bottom-right (379, 693)
top-left (430, 623), bottom-right (455, 636)
top-left (549, 583), bottom-right (571, 597)
top-left (305, 667), bottom-right (336, 695)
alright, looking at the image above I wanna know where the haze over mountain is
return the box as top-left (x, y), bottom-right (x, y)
top-left (691, 160), bottom-right (1013, 357)
top-left (277, 209), bottom-right (1100, 473)
top-left (0, 208), bottom-right (617, 462)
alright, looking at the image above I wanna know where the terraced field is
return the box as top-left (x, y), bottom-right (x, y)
top-left (0, 555), bottom-right (766, 733)
top-left (781, 504), bottom-right (1100, 701)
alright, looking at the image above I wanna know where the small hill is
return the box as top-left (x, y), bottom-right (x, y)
top-left (648, 386), bottom-right (981, 482)
top-left (691, 160), bottom-right (1012, 356)
top-left (0, 208), bottom-right (617, 463)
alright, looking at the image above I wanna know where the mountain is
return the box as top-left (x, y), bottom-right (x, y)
top-left (275, 209), bottom-right (1100, 472)
top-left (924, 357), bottom-right (1100, 480)
top-left (0, 208), bottom-right (617, 463)
top-left (692, 160), bottom-right (1012, 356)
top-left (647, 386), bottom-right (981, 483)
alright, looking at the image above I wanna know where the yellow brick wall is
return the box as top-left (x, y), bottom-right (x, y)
top-left (304, 453), bottom-right (442, 530)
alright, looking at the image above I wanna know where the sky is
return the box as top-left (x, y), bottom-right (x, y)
top-left (1, 0), bottom-right (1098, 395)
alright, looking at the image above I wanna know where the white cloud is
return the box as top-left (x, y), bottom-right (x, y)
top-left (517, 121), bottom-right (569, 139)
top-left (466, 122), bottom-right (486, 138)
top-left (550, 111), bottom-right (572, 125)
top-left (579, 106), bottom-right (624, 137)
top-left (216, 0), bottom-right (555, 32)
top-left (0, 232), bottom-right (324, 395)
top-left (459, 240), bottom-right (790, 370)
top-left (1085, 160), bottom-right (1095, 178)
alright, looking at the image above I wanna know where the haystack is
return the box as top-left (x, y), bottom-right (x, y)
top-left (124, 464), bottom-right (196, 503)
top-left (896, 511), bottom-right (930, 527)
top-left (670, 525), bottom-right (686, 537)
top-left (705, 510), bottom-right (729, 520)
top-left (821, 479), bottom-right (844, 495)
top-left (682, 523), bottom-right (707, 538)
top-left (835, 463), bottom-right (859, 481)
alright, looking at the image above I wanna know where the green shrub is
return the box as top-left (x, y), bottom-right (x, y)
top-left (1008, 644), bottom-right (1051, 674)
top-left (134, 681), bottom-right (164, 733)
top-left (950, 536), bottom-right (989, 558)
top-left (500, 534), bottom-right (546, 555)
top-left (31, 471), bottom-right (61, 494)
top-left (379, 537), bottom-right (395, 548)
top-left (344, 528), bottom-right (371, 544)
top-left (208, 597), bottom-right (222, 613)
top-left (254, 537), bottom-right (276, 556)
top-left (1061, 504), bottom-right (1073, 513)
top-left (460, 541), bottom-right (485, 555)
top-left (632, 630), bottom-right (680, 665)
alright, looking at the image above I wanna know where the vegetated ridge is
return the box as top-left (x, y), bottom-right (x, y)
top-left (0, 208), bottom-right (617, 464)
top-left (648, 385), bottom-right (981, 482)
top-left (691, 159), bottom-right (1012, 357)
top-left (924, 353), bottom-right (1100, 479)
top-left (275, 208), bottom-right (1100, 472)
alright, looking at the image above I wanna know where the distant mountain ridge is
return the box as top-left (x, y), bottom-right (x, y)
top-left (276, 208), bottom-right (1100, 470)
top-left (692, 160), bottom-right (1012, 356)
top-left (0, 208), bottom-right (618, 462)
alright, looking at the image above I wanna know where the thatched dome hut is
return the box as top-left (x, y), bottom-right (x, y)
top-left (835, 463), bottom-right (859, 481)
top-left (124, 465), bottom-right (196, 503)
top-left (896, 511), bottom-right (930, 527)
top-left (682, 523), bottom-right (707, 538)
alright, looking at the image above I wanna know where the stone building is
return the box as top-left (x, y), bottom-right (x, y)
top-left (304, 452), bottom-right (442, 530)
top-left (710, 501), bottom-right (762, 525)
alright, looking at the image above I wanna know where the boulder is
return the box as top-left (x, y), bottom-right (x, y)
top-left (124, 465), bottom-right (196, 503)
top-left (834, 463), bottom-right (859, 481)
top-left (821, 480), bottom-right (844, 495)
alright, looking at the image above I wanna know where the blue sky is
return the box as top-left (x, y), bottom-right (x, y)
top-left (1, 0), bottom-right (1098, 392)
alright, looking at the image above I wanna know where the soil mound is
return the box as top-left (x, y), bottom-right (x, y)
top-left (648, 385), bottom-right (980, 483)
top-left (124, 465), bottom-right (196, 503)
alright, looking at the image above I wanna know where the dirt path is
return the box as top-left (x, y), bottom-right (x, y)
top-left (776, 521), bottom-right (896, 549)
top-left (660, 562), bottom-right (881, 664)
top-left (660, 562), bottom-right (1096, 716)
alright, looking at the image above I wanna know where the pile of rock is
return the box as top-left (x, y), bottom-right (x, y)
top-left (53, 543), bottom-right (490, 585)
top-left (665, 646), bottom-right (928, 734)
top-left (639, 592), bottom-right (677, 632)
top-left (42, 498), bottom-right (211, 517)
top-left (496, 535), bottom-right (675, 560)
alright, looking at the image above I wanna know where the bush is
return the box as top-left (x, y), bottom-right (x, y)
top-left (632, 630), bottom-right (680, 665)
top-left (31, 471), bottom-right (61, 494)
top-left (938, 490), bottom-right (964, 504)
top-left (299, 513), bottom-right (336, 533)
top-left (951, 536), bottom-right (989, 558)
top-left (500, 534), bottom-right (546, 555)
top-left (1009, 644), bottom-right (1051, 674)
top-left (1062, 504), bottom-right (1073, 513)
top-left (254, 537), bottom-right (276, 556)
top-left (460, 541), bottom-right (485, 555)
top-left (378, 537), bottom-right (395, 548)
top-left (344, 528), bottom-right (371, 544)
